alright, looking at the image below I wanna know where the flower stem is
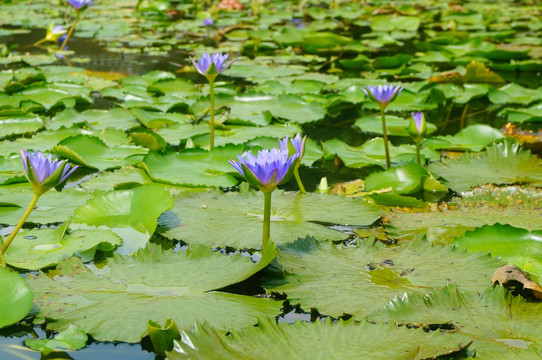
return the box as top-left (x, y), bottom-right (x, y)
top-left (60, 10), bottom-right (80, 50)
top-left (380, 108), bottom-right (391, 169)
top-left (209, 79), bottom-right (215, 150)
top-left (415, 139), bottom-right (421, 165)
top-left (293, 165), bottom-right (306, 194)
top-left (0, 194), bottom-right (40, 267)
top-left (262, 191), bottom-right (272, 253)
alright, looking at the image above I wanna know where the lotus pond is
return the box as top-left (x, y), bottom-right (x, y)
top-left (0, 0), bottom-right (542, 359)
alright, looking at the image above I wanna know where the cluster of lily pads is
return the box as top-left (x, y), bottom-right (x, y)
top-left (0, 0), bottom-right (542, 359)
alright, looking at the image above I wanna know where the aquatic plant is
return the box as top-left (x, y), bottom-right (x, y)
top-left (362, 84), bottom-right (404, 169)
top-left (191, 52), bottom-right (235, 150)
top-left (0, 150), bottom-right (78, 267)
top-left (409, 112), bottom-right (427, 165)
top-left (279, 133), bottom-right (307, 194)
top-left (229, 147), bottom-right (298, 251)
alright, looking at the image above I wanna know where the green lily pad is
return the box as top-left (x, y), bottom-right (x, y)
top-left (454, 224), bottom-right (542, 280)
top-left (72, 184), bottom-right (174, 254)
top-left (143, 146), bottom-right (242, 188)
top-left (263, 237), bottom-right (501, 318)
top-left (4, 223), bottom-right (122, 270)
top-left (160, 190), bottom-right (381, 249)
top-left (191, 124), bottom-right (301, 148)
top-left (0, 185), bottom-right (91, 225)
top-left (384, 185), bottom-right (542, 245)
top-left (0, 114), bottom-right (44, 137)
top-left (488, 83), bottom-right (542, 105)
top-left (368, 285), bottom-right (542, 359)
top-left (365, 163), bottom-right (430, 195)
top-left (429, 141), bottom-right (542, 192)
top-left (502, 104), bottom-right (542, 123)
top-left (50, 108), bottom-right (139, 131)
top-left (130, 107), bottom-right (191, 129)
top-left (51, 135), bottom-right (148, 170)
top-left (27, 242), bottom-right (281, 343)
top-left (167, 317), bottom-right (471, 360)
top-left (0, 267), bottom-right (33, 329)
top-left (11, 85), bottom-right (91, 110)
top-left (24, 324), bottom-right (88, 355)
top-left (423, 124), bottom-right (504, 152)
top-left (370, 15), bottom-right (421, 32)
top-left (79, 166), bottom-right (153, 192)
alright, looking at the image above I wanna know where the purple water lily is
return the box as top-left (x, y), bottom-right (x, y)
top-left (67, 0), bottom-right (93, 10)
top-left (191, 52), bottom-right (235, 78)
top-left (410, 112), bottom-right (426, 137)
top-left (203, 18), bottom-right (214, 26)
top-left (20, 149), bottom-right (79, 196)
top-left (229, 148), bottom-right (298, 192)
top-left (362, 84), bottom-right (404, 108)
top-left (278, 133), bottom-right (307, 193)
top-left (279, 133), bottom-right (306, 158)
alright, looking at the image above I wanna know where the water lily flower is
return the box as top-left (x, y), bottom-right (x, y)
top-left (279, 133), bottom-right (307, 193)
top-left (362, 84), bottom-right (404, 110)
top-left (229, 147), bottom-right (298, 252)
top-left (409, 112), bottom-right (427, 165)
top-left (409, 112), bottom-right (427, 138)
top-left (20, 149), bottom-right (79, 196)
top-left (0, 150), bottom-right (79, 267)
top-left (45, 23), bottom-right (66, 42)
top-left (191, 52), bottom-right (235, 150)
top-left (361, 84), bottom-right (404, 169)
top-left (229, 148), bottom-right (298, 192)
top-left (190, 52), bottom-right (235, 81)
top-left (67, 0), bottom-right (94, 10)
top-left (203, 18), bottom-right (214, 26)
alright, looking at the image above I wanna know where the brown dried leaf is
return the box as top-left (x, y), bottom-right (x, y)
top-left (492, 265), bottom-right (542, 300)
top-left (501, 123), bottom-right (542, 154)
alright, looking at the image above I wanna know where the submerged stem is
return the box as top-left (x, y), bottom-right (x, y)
top-left (60, 10), bottom-right (80, 51)
top-left (0, 194), bottom-right (40, 266)
top-left (380, 108), bottom-right (391, 169)
top-left (209, 79), bottom-right (215, 150)
top-left (262, 191), bottom-right (272, 254)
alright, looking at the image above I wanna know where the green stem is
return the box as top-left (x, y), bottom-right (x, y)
top-left (262, 191), bottom-right (272, 253)
top-left (415, 139), bottom-right (421, 165)
top-left (209, 79), bottom-right (215, 150)
top-left (380, 108), bottom-right (391, 169)
top-left (60, 10), bottom-right (80, 50)
top-left (0, 194), bottom-right (39, 267)
top-left (293, 166), bottom-right (306, 194)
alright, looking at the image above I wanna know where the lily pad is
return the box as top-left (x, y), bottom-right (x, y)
top-left (454, 224), bottom-right (542, 280)
top-left (354, 114), bottom-right (437, 137)
top-left (51, 135), bottom-right (148, 170)
top-left (0, 267), bottom-right (33, 329)
top-left (365, 163), bottom-right (430, 195)
top-left (423, 124), bottom-right (504, 152)
top-left (0, 114), bottom-right (44, 137)
top-left (368, 285), bottom-right (542, 359)
top-left (27, 242), bottom-right (281, 343)
top-left (24, 324), bottom-right (88, 355)
top-left (263, 237), bottom-right (501, 318)
top-left (429, 141), bottom-right (542, 192)
top-left (143, 146), bottom-right (242, 188)
top-left (160, 190), bottom-right (381, 249)
top-left (72, 184), bottom-right (174, 254)
top-left (167, 317), bottom-right (471, 360)
top-left (4, 223), bottom-right (122, 270)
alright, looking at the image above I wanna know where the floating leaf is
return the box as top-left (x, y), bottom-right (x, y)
top-left (4, 223), bottom-right (122, 270)
top-left (454, 224), bottom-right (542, 280)
top-left (423, 124), bottom-right (504, 152)
top-left (368, 285), bottom-right (542, 358)
top-left (168, 317), bottom-right (471, 360)
top-left (263, 237), bottom-right (501, 317)
top-left (0, 267), bottom-right (33, 329)
top-left (72, 184), bottom-right (174, 254)
top-left (24, 324), bottom-right (87, 355)
top-left (28, 242), bottom-right (280, 343)
top-left (429, 141), bottom-right (542, 192)
top-left (365, 163), bottom-right (429, 195)
top-left (160, 190), bottom-right (380, 249)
